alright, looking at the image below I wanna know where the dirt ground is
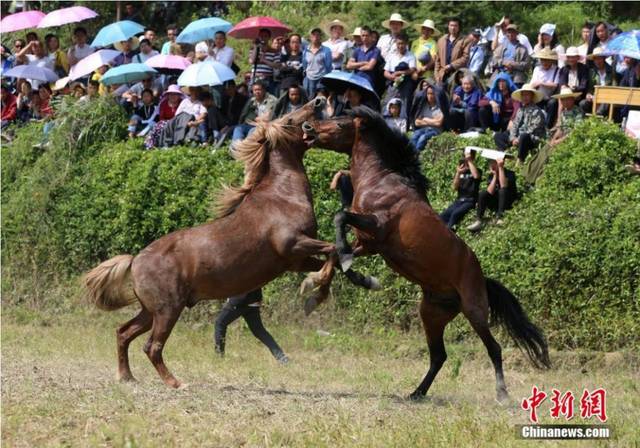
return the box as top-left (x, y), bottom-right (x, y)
top-left (2, 308), bottom-right (638, 447)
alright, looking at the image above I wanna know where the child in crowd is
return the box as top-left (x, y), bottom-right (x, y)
top-left (385, 98), bottom-right (407, 133)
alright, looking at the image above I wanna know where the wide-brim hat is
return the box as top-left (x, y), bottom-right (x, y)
top-left (114, 36), bottom-right (139, 52)
top-left (505, 24), bottom-right (518, 33)
top-left (324, 19), bottom-right (347, 36)
top-left (587, 47), bottom-right (606, 60)
top-left (565, 46), bottom-right (580, 57)
top-left (532, 47), bottom-right (558, 61)
top-left (382, 13), bottom-right (408, 29)
top-left (413, 19), bottom-right (441, 36)
top-left (512, 83), bottom-right (544, 103)
top-left (351, 26), bottom-right (362, 37)
top-left (161, 84), bottom-right (186, 99)
top-left (552, 86), bottom-right (581, 99)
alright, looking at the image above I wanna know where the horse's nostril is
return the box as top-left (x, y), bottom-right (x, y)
top-left (313, 97), bottom-right (326, 108)
top-left (302, 122), bottom-right (315, 134)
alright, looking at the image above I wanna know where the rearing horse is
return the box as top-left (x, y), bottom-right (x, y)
top-left (302, 107), bottom-right (550, 401)
top-left (83, 99), bottom-right (377, 388)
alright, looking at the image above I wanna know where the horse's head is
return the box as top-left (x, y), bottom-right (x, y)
top-left (301, 115), bottom-right (355, 154)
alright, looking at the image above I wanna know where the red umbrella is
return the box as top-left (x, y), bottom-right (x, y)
top-left (228, 16), bottom-right (291, 40)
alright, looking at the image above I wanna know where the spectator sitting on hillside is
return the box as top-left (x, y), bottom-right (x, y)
top-left (449, 74), bottom-right (482, 131)
top-left (467, 157), bottom-right (517, 231)
top-left (16, 80), bottom-right (33, 122)
top-left (144, 84), bottom-right (184, 149)
top-left (133, 39), bottom-right (159, 63)
top-left (410, 19), bottom-right (439, 81)
top-left (15, 39), bottom-right (54, 90)
top-left (617, 58), bottom-right (640, 122)
top-left (91, 64), bottom-right (109, 96)
top-left (67, 27), bottom-right (94, 68)
top-left (112, 37), bottom-right (138, 66)
top-left (273, 83), bottom-right (308, 118)
top-left (45, 33), bottom-right (69, 77)
top-left (232, 80), bottom-right (277, 143)
top-left (150, 88), bottom-right (210, 148)
top-left (409, 82), bottom-right (444, 151)
top-left (71, 82), bottom-right (86, 99)
top-left (1, 84), bottom-right (17, 129)
top-left (216, 80), bottom-right (248, 146)
top-left (80, 80), bottom-right (100, 101)
top-left (382, 33), bottom-right (416, 119)
top-left (494, 83), bottom-right (545, 163)
top-left (440, 148), bottom-right (482, 230)
top-left (127, 88), bottom-right (158, 138)
top-left (530, 47), bottom-right (560, 127)
top-left (558, 47), bottom-right (589, 103)
top-left (490, 24), bottom-right (530, 87)
top-left (302, 28), bottom-right (332, 98)
top-left (478, 73), bottom-right (519, 132)
top-left (522, 87), bottom-right (583, 185)
top-left (581, 47), bottom-right (616, 115)
top-left (384, 98), bottom-right (407, 133)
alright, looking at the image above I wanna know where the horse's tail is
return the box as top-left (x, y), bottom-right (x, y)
top-left (486, 278), bottom-right (551, 369)
top-left (83, 254), bottom-right (138, 311)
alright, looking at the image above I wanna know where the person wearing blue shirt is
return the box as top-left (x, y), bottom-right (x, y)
top-left (346, 26), bottom-right (381, 87)
top-left (302, 28), bottom-right (332, 98)
top-left (467, 29), bottom-right (487, 77)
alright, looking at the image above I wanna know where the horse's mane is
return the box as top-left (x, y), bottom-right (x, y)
top-left (351, 106), bottom-right (429, 196)
top-left (215, 116), bottom-right (299, 218)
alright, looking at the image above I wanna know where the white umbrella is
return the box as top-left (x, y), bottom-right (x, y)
top-left (69, 49), bottom-right (121, 80)
top-left (177, 60), bottom-right (235, 87)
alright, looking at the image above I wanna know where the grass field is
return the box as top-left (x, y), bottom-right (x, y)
top-left (2, 306), bottom-right (639, 447)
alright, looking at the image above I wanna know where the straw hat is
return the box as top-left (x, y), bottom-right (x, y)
top-left (532, 47), bottom-right (558, 61)
top-left (512, 83), bottom-right (544, 103)
top-left (413, 19), bottom-right (441, 36)
top-left (505, 24), bottom-right (518, 33)
top-left (324, 19), bottom-right (347, 36)
top-left (351, 26), bottom-right (362, 37)
top-left (565, 46), bottom-right (580, 57)
top-left (382, 13), bottom-right (408, 29)
top-left (114, 36), bottom-right (139, 52)
top-left (587, 47), bottom-right (607, 60)
top-left (552, 86), bottom-right (581, 100)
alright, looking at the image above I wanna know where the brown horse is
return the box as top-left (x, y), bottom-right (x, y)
top-left (302, 107), bottom-right (550, 401)
top-left (83, 98), bottom-right (377, 388)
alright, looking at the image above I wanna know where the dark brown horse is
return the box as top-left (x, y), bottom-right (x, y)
top-left (302, 107), bottom-right (550, 401)
top-left (83, 98), bottom-right (377, 388)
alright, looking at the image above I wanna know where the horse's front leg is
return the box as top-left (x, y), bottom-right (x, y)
top-left (333, 211), bottom-right (380, 271)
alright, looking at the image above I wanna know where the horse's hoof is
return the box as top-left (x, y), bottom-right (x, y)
top-left (408, 391), bottom-right (426, 402)
top-left (496, 389), bottom-right (510, 404)
top-left (117, 373), bottom-right (137, 383)
top-left (299, 276), bottom-right (317, 295)
top-left (367, 276), bottom-right (382, 291)
top-left (304, 296), bottom-right (319, 316)
top-left (177, 382), bottom-right (189, 390)
top-left (339, 253), bottom-right (354, 272)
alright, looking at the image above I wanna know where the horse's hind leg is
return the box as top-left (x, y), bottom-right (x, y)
top-left (143, 306), bottom-right (184, 388)
top-left (116, 307), bottom-right (153, 382)
top-left (410, 295), bottom-right (459, 400)
top-left (460, 289), bottom-right (508, 402)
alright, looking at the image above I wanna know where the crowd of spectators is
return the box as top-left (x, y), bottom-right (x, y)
top-left (2, 5), bottom-right (639, 226)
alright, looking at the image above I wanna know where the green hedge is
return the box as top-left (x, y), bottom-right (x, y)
top-left (2, 100), bottom-right (639, 350)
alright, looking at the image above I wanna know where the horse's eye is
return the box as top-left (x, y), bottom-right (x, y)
top-left (287, 118), bottom-right (293, 125)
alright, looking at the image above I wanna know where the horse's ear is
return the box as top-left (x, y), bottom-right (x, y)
top-left (354, 116), bottom-right (368, 131)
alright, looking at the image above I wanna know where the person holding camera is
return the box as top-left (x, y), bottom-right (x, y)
top-left (439, 149), bottom-right (482, 230)
top-left (249, 28), bottom-right (280, 95)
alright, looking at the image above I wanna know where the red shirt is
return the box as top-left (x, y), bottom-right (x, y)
top-left (39, 98), bottom-right (54, 117)
top-left (1, 92), bottom-right (17, 121)
top-left (159, 100), bottom-right (179, 120)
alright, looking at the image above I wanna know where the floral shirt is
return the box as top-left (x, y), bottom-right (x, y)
top-left (557, 106), bottom-right (584, 135)
top-left (509, 104), bottom-right (546, 142)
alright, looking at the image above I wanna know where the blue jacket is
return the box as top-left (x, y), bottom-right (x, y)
top-left (452, 86), bottom-right (482, 112)
top-left (302, 45), bottom-right (333, 79)
top-left (485, 72), bottom-right (517, 104)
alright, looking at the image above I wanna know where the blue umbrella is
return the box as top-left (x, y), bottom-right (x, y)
top-left (101, 63), bottom-right (157, 85)
top-left (177, 60), bottom-right (235, 87)
top-left (603, 30), bottom-right (640, 60)
top-left (176, 17), bottom-right (233, 44)
top-left (91, 20), bottom-right (144, 48)
top-left (321, 71), bottom-right (379, 100)
top-left (3, 64), bottom-right (58, 82)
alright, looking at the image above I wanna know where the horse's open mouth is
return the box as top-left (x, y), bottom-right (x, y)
top-left (301, 121), bottom-right (316, 147)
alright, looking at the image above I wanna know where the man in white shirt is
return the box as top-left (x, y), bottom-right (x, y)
top-left (491, 16), bottom-right (533, 55)
top-left (322, 19), bottom-right (350, 70)
top-left (377, 13), bottom-right (409, 60)
top-left (67, 26), bottom-right (94, 67)
top-left (383, 33), bottom-right (416, 119)
top-left (16, 40), bottom-right (54, 89)
top-left (208, 31), bottom-right (234, 67)
top-left (133, 39), bottom-right (159, 63)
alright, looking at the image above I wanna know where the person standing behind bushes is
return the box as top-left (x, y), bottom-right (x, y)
top-left (411, 19), bottom-right (439, 81)
top-left (581, 47), bottom-right (616, 115)
top-left (490, 24), bottom-right (530, 87)
top-left (214, 289), bottom-right (289, 364)
top-left (434, 17), bottom-right (471, 85)
top-left (161, 24), bottom-right (178, 55)
top-left (67, 27), bottom-right (94, 68)
top-left (302, 28), bottom-right (332, 98)
top-left (382, 33), bottom-right (416, 118)
top-left (494, 84), bottom-right (545, 163)
top-left (532, 23), bottom-right (565, 68)
top-left (45, 34), bottom-right (69, 77)
top-left (467, 157), bottom-right (517, 231)
top-left (529, 47), bottom-right (560, 127)
top-left (127, 88), bottom-right (158, 139)
top-left (440, 149), bottom-right (482, 230)
top-left (346, 26), bottom-right (381, 89)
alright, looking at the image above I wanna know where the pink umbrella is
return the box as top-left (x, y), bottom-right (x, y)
top-left (228, 16), bottom-right (291, 40)
top-left (69, 49), bottom-right (121, 80)
top-left (37, 6), bottom-right (98, 28)
top-left (0, 10), bottom-right (45, 33)
top-left (144, 54), bottom-right (192, 71)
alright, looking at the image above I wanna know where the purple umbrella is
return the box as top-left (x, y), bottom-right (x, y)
top-left (144, 54), bottom-right (191, 74)
top-left (69, 49), bottom-right (121, 80)
top-left (3, 64), bottom-right (58, 82)
top-left (0, 10), bottom-right (45, 33)
top-left (37, 6), bottom-right (98, 29)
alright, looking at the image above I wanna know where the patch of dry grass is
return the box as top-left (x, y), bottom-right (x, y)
top-left (2, 308), bottom-right (639, 447)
